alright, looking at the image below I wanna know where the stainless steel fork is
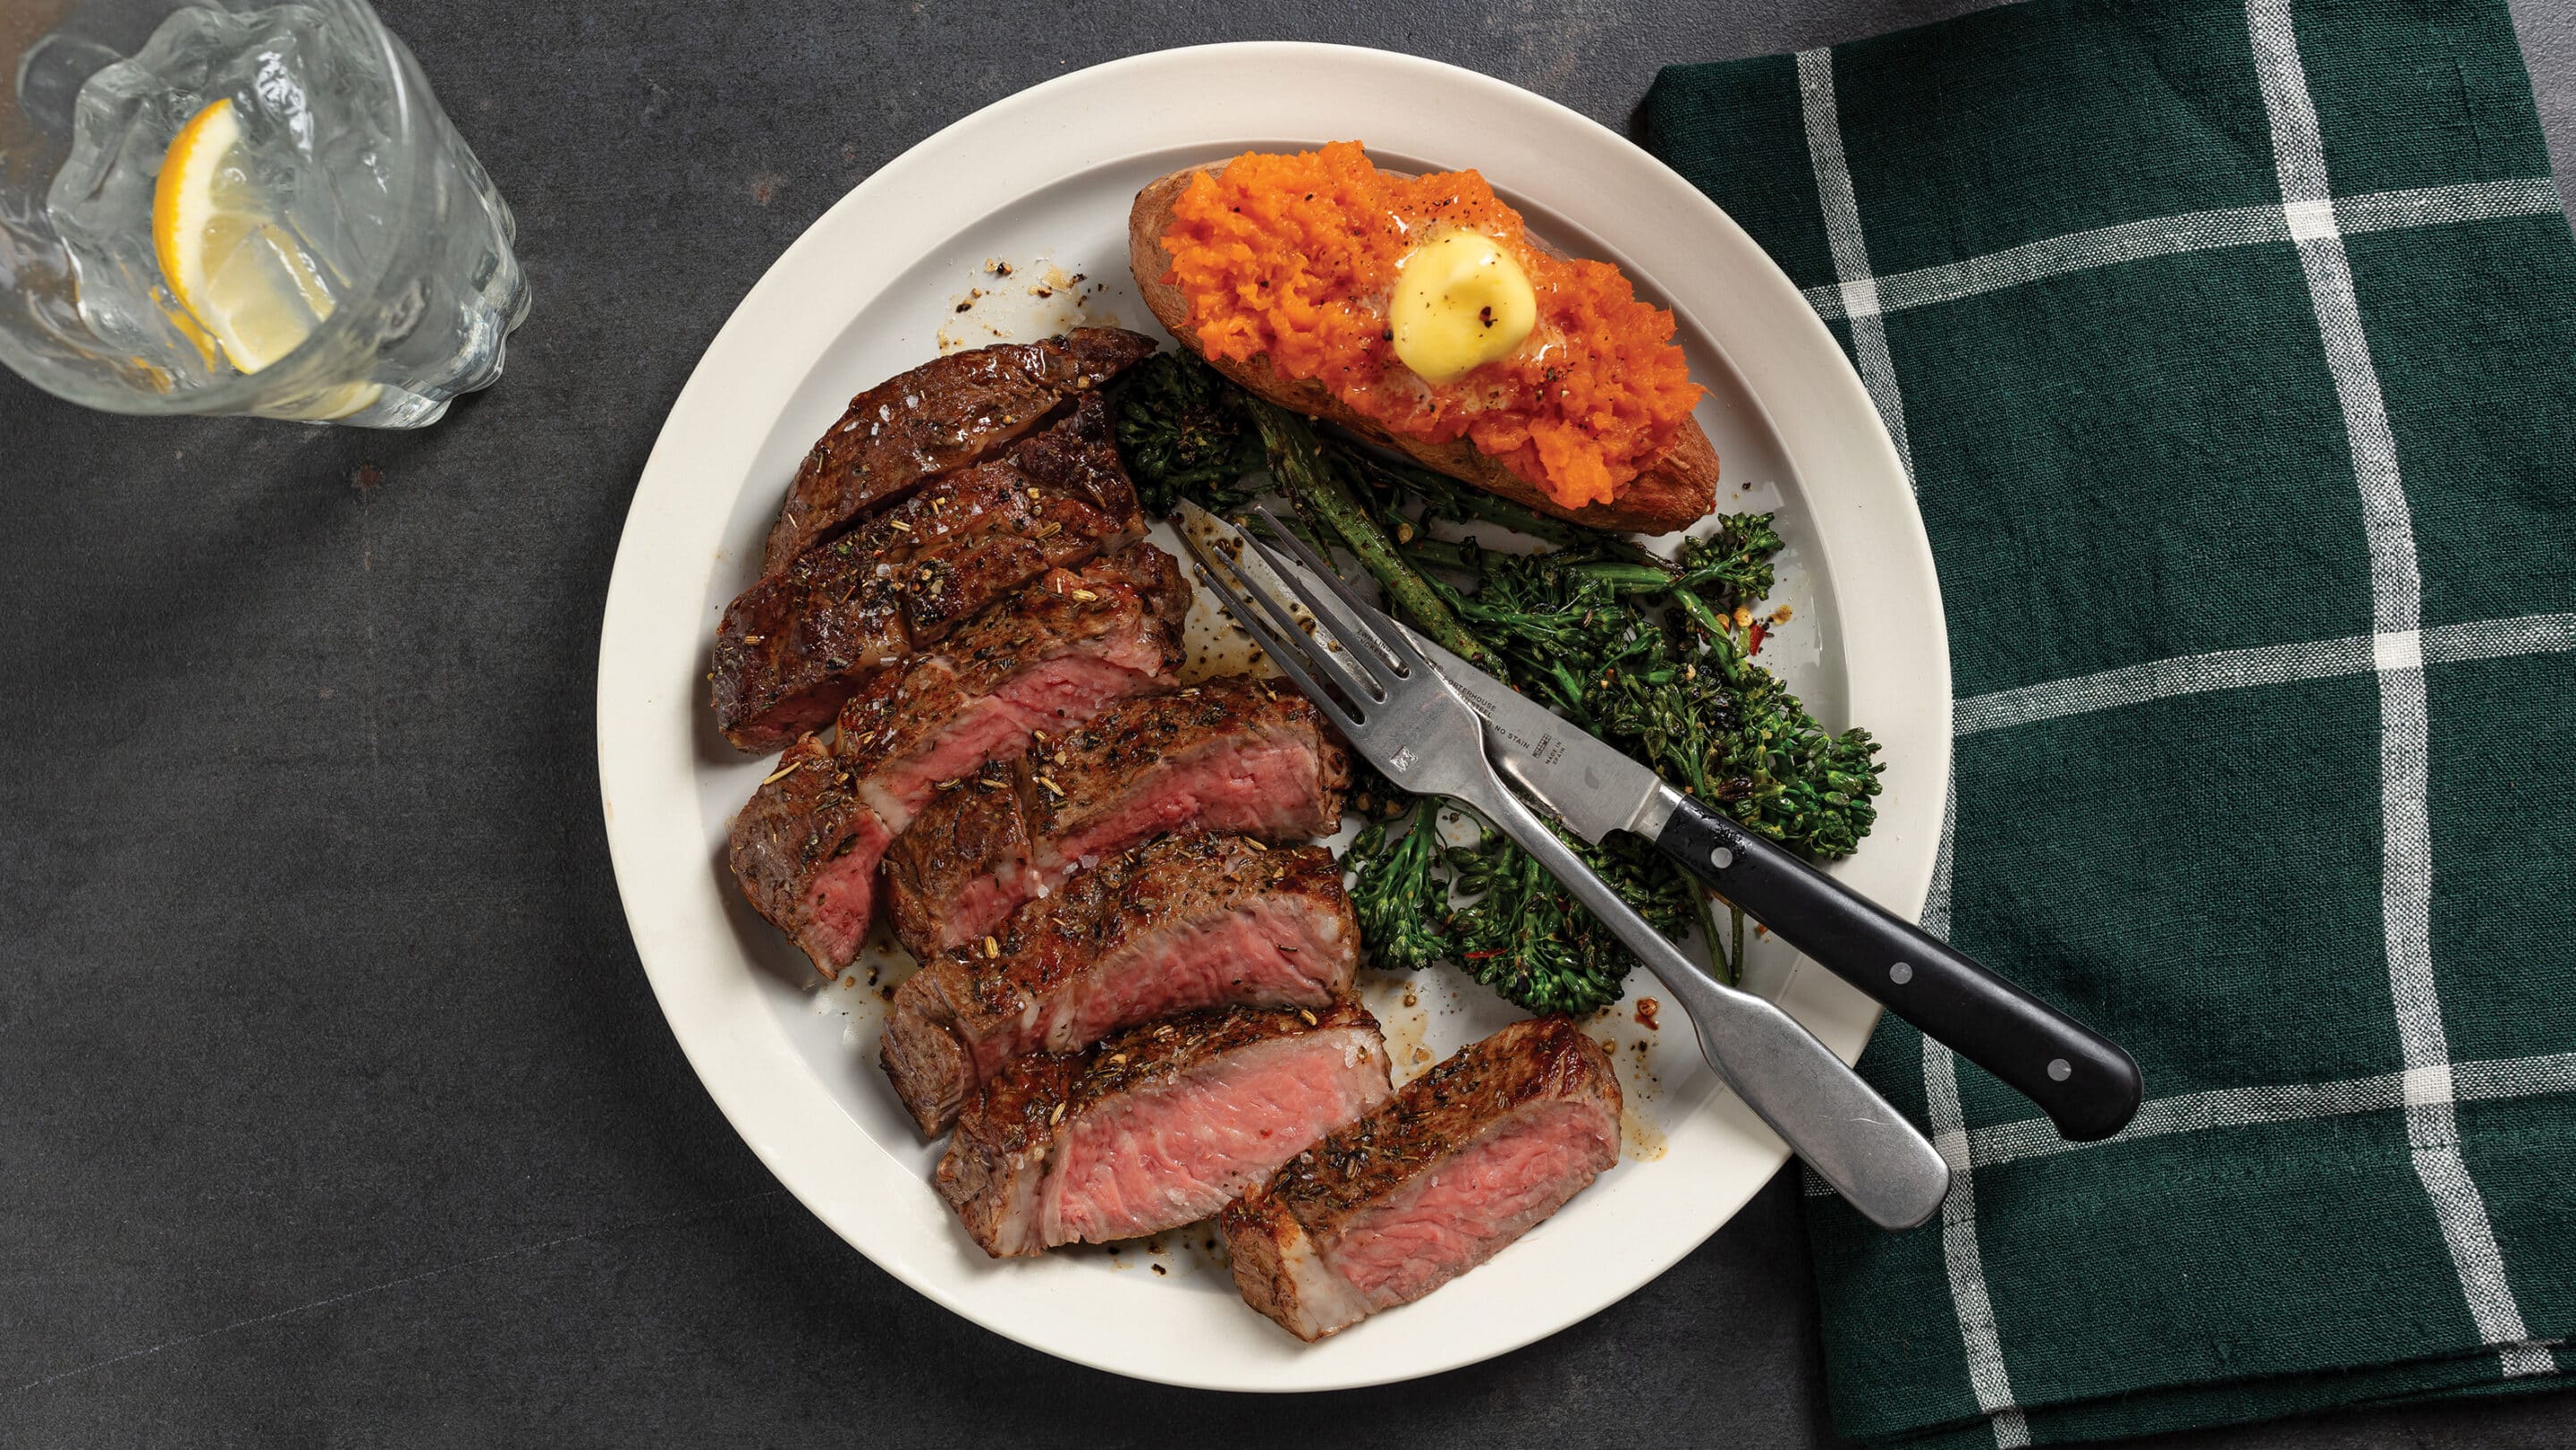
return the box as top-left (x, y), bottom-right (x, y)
top-left (1182, 506), bottom-right (1952, 1231)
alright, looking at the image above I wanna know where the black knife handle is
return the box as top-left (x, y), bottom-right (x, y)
top-left (1655, 795), bottom-right (2141, 1142)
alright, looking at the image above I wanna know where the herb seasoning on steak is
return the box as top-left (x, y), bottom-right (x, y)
top-left (936, 999), bottom-right (1392, 1257)
top-left (724, 548), bottom-right (1187, 978)
top-left (882, 832), bottom-right (1359, 1135)
top-left (762, 327), bottom-right (1156, 573)
top-left (878, 675), bottom-right (1350, 960)
top-left (713, 393), bottom-right (1146, 752)
top-left (1222, 1014), bottom-right (1621, 1340)
top-left (725, 734), bottom-right (891, 979)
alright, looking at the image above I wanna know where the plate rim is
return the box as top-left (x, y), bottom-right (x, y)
top-left (596, 39), bottom-right (1948, 1391)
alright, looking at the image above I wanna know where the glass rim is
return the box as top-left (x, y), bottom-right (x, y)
top-left (0, 0), bottom-right (445, 417)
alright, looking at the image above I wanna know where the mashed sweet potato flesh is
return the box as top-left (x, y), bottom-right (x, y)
top-left (1159, 142), bottom-right (1703, 512)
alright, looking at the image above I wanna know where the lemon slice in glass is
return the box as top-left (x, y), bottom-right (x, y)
top-left (153, 98), bottom-right (377, 415)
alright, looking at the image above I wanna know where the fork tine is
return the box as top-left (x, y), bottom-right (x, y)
top-left (1244, 507), bottom-right (1406, 673)
top-left (1177, 544), bottom-right (1369, 740)
top-left (1240, 512), bottom-right (1434, 681)
top-left (1197, 518), bottom-right (1392, 709)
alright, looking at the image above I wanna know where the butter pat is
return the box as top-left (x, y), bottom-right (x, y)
top-left (1390, 230), bottom-right (1537, 383)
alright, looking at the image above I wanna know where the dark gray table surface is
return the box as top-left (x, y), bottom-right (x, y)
top-left (4, 3), bottom-right (2571, 1446)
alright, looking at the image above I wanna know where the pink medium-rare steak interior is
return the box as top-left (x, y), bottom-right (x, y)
top-left (1320, 1098), bottom-right (1617, 1307)
top-left (838, 547), bottom-right (1186, 835)
top-left (1026, 725), bottom-right (1336, 880)
top-left (1046, 1025), bottom-right (1389, 1248)
top-left (936, 999), bottom-right (1391, 1257)
top-left (1021, 676), bottom-right (1348, 878)
top-left (795, 812), bottom-right (894, 971)
top-left (1222, 1015), bottom-right (1621, 1340)
top-left (1056, 892), bottom-right (1345, 1053)
top-left (878, 834), bottom-right (1359, 1136)
top-left (878, 676), bottom-right (1350, 960)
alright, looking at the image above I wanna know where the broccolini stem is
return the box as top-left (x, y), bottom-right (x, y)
top-left (1398, 537), bottom-right (1478, 572)
top-left (1696, 886), bottom-right (1736, 987)
top-left (1350, 451), bottom-right (1582, 548)
top-left (1249, 400), bottom-right (1504, 675)
top-left (1670, 586), bottom-right (1736, 641)
top-left (1578, 561), bottom-right (1682, 595)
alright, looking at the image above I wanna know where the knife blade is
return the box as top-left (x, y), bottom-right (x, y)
top-left (1403, 629), bottom-right (1688, 846)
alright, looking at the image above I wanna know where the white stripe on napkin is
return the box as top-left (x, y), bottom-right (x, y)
top-left (1952, 612), bottom-right (2576, 736)
top-left (2246, 0), bottom-right (2546, 1379)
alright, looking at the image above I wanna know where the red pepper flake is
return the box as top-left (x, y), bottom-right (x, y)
top-left (1747, 623), bottom-right (1767, 656)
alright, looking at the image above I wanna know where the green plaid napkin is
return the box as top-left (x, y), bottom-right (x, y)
top-left (1643, 1), bottom-right (2576, 1445)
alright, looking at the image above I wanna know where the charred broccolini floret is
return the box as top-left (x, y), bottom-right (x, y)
top-left (1112, 352), bottom-right (1264, 516)
top-left (1445, 818), bottom-right (1699, 1016)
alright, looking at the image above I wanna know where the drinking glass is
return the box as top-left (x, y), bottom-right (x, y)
top-left (2, 0), bottom-right (528, 426)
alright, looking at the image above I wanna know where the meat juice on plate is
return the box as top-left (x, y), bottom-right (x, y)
top-left (39, 4), bottom-right (523, 424)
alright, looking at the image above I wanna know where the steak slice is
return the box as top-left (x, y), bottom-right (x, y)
top-left (725, 734), bottom-right (893, 979)
top-left (936, 999), bottom-right (1392, 1257)
top-left (711, 394), bottom-right (1145, 753)
top-left (1222, 1015), bottom-right (1621, 1341)
top-left (763, 326), bottom-right (1157, 573)
top-left (835, 547), bottom-right (1182, 837)
top-left (881, 833), bottom-right (1360, 1135)
top-left (879, 675), bottom-right (1350, 959)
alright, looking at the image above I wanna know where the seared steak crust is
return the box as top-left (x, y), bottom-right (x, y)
top-left (762, 326), bottom-right (1157, 573)
top-left (878, 675), bottom-right (1351, 959)
top-left (851, 391), bottom-right (1142, 643)
top-left (725, 734), bottom-right (888, 978)
top-left (835, 546), bottom-right (1186, 828)
top-left (1224, 1015), bottom-right (1621, 1340)
top-left (936, 998), bottom-right (1391, 1256)
top-left (880, 833), bottom-right (1360, 1135)
top-left (1249, 1015), bottom-right (1616, 1234)
top-left (1023, 676), bottom-right (1348, 854)
top-left (877, 758), bottom-right (1035, 947)
top-left (711, 394), bottom-right (1146, 752)
top-left (709, 549), bottom-right (908, 756)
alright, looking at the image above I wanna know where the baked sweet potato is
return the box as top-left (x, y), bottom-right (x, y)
top-left (1128, 166), bottom-right (1718, 536)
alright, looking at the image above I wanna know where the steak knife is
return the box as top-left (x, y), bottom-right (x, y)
top-left (1401, 625), bottom-right (2142, 1142)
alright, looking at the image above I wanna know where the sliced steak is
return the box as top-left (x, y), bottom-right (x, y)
top-left (837, 546), bottom-right (1183, 835)
top-left (882, 833), bottom-right (1360, 1135)
top-left (763, 326), bottom-right (1157, 573)
top-left (712, 394), bottom-right (1146, 753)
top-left (879, 676), bottom-right (1350, 959)
top-left (936, 999), bottom-right (1392, 1257)
top-left (724, 547), bottom-right (1185, 979)
top-left (1222, 1014), bottom-right (1621, 1341)
top-left (725, 734), bottom-right (893, 979)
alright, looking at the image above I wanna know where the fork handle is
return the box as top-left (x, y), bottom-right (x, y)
top-left (1452, 767), bottom-right (1952, 1231)
top-left (1653, 792), bottom-right (2141, 1142)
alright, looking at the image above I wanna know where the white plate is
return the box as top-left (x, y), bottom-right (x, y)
top-left (596, 42), bottom-right (1945, 1391)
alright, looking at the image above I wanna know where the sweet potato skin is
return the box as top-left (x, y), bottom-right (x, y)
top-left (1127, 168), bottom-right (1718, 536)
